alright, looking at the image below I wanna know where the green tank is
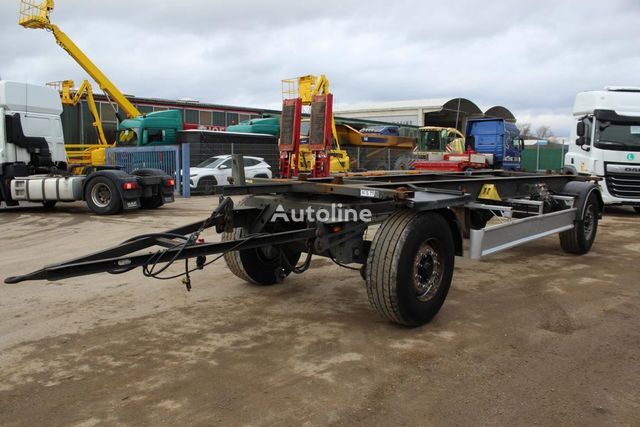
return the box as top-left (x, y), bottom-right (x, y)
top-left (226, 117), bottom-right (280, 136)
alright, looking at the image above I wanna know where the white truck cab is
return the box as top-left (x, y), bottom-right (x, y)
top-left (0, 81), bottom-right (174, 214)
top-left (565, 87), bottom-right (640, 211)
top-left (0, 80), bottom-right (66, 169)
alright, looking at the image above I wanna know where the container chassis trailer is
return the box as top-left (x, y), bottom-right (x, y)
top-left (5, 160), bottom-right (603, 326)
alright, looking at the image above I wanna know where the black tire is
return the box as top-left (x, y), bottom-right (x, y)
top-left (42, 201), bottom-right (57, 210)
top-left (366, 210), bottom-right (455, 326)
top-left (254, 174), bottom-right (269, 178)
top-left (634, 207), bottom-right (640, 214)
top-left (559, 192), bottom-right (599, 254)
top-left (222, 198), bottom-right (302, 285)
top-left (140, 195), bottom-right (164, 209)
top-left (84, 176), bottom-right (122, 215)
top-left (393, 156), bottom-right (413, 171)
top-left (196, 176), bottom-right (217, 195)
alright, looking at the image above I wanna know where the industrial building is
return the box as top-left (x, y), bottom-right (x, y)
top-left (336, 98), bottom-right (516, 132)
top-left (61, 93), bottom-right (279, 145)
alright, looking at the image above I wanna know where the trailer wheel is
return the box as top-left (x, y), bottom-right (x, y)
top-left (222, 226), bottom-right (302, 285)
top-left (366, 210), bottom-right (455, 326)
top-left (222, 199), bottom-right (302, 285)
top-left (559, 191), bottom-right (599, 254)
top-left (85, 177), bottom-right (122, 215)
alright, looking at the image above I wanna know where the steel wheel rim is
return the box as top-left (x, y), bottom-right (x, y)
top-left (583, 204), bottom-right (596, 241)
top-left (91, 183), bottom-right (112, 208)
top-left (412, 239), bottom-right (444, 302)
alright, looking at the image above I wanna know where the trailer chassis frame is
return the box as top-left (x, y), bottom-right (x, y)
top-left (5, 166), bottom-right (603, 327)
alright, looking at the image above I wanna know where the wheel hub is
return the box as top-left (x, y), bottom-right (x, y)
top-left (91, 183), bottom-right (112, 208)
top-left (412, 240), bottom-right (443, 302)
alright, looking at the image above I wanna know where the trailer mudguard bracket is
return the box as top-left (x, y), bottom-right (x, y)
top-left (469, 208), bottom-right (577, 259)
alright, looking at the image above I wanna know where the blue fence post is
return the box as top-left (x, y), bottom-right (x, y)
top-left (181, 143), bottom-right (190, 198)
top-left (172, 145), bottom-right (181, 194)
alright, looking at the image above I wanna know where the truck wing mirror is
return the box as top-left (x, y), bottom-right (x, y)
top-left (5, 113), bottom-right (22, 141)
top-left (576, 136), bottom-right (586, 146)
top-left (576, 121), bottom-right (585, 137)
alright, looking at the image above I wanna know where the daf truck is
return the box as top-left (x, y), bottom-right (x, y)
top-left (0, 81), bottom-right (175, 214)
top-left (564, 87), bottom-right (640, 212)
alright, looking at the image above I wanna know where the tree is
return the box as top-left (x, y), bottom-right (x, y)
top-left (535, 125), bottom-right (554, 139)
top-left (517, 123), bottom-right (532, 139)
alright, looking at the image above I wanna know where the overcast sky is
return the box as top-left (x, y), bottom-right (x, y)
top-left (2, 0), bottom-right (640, 136)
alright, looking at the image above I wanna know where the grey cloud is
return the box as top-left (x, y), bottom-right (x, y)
top-left (1, 0), bottom-right (639, 136)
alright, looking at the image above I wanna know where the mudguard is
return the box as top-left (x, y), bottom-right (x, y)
top-left (561, 180), bottom-right (603, 219)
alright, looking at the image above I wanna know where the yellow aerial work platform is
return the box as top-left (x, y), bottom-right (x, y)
top-left (18, 0), bottom-right (53, 29)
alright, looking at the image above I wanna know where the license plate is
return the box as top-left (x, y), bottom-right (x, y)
top-left (126, 200), bottom-right (139, 209)
top-left (163, 196), bottom-right (174, 203)
top-left (360, 189), bottom-right (378, 198)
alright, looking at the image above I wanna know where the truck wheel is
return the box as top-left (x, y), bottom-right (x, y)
top-left (366, 210), bottom-right (455, 326)
top-left (42, 201), bottom-right (57, 210)
top-left (140, 195), bottom-right (164, 209)
top-left (559, 191), bottom-right (599, 254)
top-left (196, 176), bottom-right (217, 195)
top-left (85, 177), bottom-right (122, 215)
top-left (634, 207), bottom-right (640, 214)
top-left (222, 226), bottom-right (302, 285)
top-left (393, 155), bottom-right (413, 170)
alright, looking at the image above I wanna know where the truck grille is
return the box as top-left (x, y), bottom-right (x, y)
top-left (605, 174), bottom-right (640, 199)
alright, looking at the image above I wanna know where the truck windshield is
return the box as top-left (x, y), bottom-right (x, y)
top-left (596, 122), bottom-right (640, 151)
top-left (117, 128), bottom-right (138, 147)
top-left (421, 130), bottom-right (444, 151)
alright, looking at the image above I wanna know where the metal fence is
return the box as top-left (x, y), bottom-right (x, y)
top-left (105, 145), bottom-right (191, 196)
top-left (344, 147), bottom-right (416, 170)
top-left (189, 143), bottom-right (419, 175)
top-left (186, 142), bottom-right (572, 178)
top-left (521, 144), bottom-right (568, 172)
top-left (190, 142), bottom-right (280, 175)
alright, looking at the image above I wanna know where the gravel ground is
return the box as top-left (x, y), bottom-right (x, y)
top-left (0, 198), bottom-right (638, 425)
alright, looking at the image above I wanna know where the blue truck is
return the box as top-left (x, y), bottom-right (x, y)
top-left (465, 118), bottom-right (524, 170)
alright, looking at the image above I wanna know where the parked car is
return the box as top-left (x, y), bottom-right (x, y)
top-left (190, 155), bottom-right (272, 194)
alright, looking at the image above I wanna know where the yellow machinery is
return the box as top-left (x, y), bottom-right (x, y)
top-left (47, 80), bottom-right (114, 165)
top-left (416, 126), bottom-right (466, 156)
top-left (19, 0), bottom-right (145, 166)
top-left (19, 0), bottom-right (141, 120)
top-left (281, 75), bottom-right (350, 173)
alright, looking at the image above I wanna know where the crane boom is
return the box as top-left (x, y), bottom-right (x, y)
top-left (19, 0), bottom-right (141, 119)
top-left (48, 79), bottom-right (109, 146)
